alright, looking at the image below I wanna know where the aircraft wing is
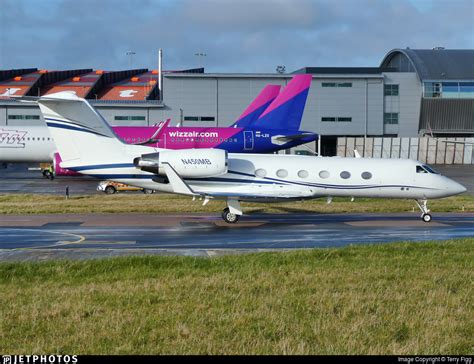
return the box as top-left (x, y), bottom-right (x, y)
top-left (161, 163), bottom-right (284, 200)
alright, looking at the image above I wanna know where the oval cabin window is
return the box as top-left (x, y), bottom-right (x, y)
top-left (255, 168), bottom-right (267, 177)
top-left (298, 170), bottom-right (309, 178)
top-left (319, 170), bottom-right (330, 179)
top-left (361, 171), bottom-right (372, 180)
top-left (276, 169), bottom-right (288, 178)
top-left (340, 171), bottom-right (351, 179)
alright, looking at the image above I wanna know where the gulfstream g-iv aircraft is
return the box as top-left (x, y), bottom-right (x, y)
top-left (36, 92), bottom-right (466, 223)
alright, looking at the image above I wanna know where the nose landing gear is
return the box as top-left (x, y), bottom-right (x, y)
top-left (415, 199), bottom-right (432, 222)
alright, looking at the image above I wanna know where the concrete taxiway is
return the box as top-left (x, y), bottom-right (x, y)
top-left (0, 212), bottom-right (473, 260)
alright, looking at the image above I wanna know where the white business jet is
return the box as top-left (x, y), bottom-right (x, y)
top-left (33, 92), bottom-right (466, 223)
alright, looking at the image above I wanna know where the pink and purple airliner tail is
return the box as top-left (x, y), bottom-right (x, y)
top-left (230, 85), bottom-right (281, 128)
top-left (256, 74), bottom-right (312, 131)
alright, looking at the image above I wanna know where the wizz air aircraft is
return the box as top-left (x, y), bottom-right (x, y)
top-left (114, 74), bottom-right (317, 152)
top-left (0, 76), bottom-right (317, 176)
top-left (34, 92), bottom-right (466, 223)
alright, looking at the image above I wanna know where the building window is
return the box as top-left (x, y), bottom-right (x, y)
top-left (384, 113), bottom-right (399, 125)
top-left (321, 117), bottom-right (352, 122)
top-left (322, 82), bottom-right (352, 88)
top-left (423, 82), bottom-right (442, 98)
top-left (184, 116), bottom-right (215, 122)
top-left (114, 116), bottom-right (146, 121)
top-left (8, 115), bottom-right (40, 120)
top-left (384, 84), bottom-right (399, 96)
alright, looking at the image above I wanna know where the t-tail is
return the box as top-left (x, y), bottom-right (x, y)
top-left (36, 91), bottom-right (133, 167)
top-left (230, 85), bottom-right (281, 128)
top-left (252, 74), bottom-right (312, 130)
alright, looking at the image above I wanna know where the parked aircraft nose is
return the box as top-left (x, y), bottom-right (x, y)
top-left (447, 179), bottom-right (467, 196)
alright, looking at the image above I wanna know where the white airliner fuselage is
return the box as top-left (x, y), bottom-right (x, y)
top-left (0, 126), bottom-right (54, 162)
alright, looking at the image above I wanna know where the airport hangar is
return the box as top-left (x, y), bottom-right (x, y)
top-left (0, 48), bottom-right (473, 158)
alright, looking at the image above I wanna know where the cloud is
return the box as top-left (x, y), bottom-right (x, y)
top-left (0, 0), bottom-right (472, 72)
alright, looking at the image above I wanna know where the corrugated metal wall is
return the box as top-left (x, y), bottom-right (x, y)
top-left (420, 99), bottom-right (474, 132)
top-left (337, 136), bottom-right (474, 164)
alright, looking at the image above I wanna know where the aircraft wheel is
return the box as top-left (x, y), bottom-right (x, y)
top-left (142, 189), bottom-right (153, 194)
top-left (222, 208), bottom-right (239, 224)
top-left (422, 213), bottom-right (432, 223)
top-left (105, 186), bottom-right (116, 194)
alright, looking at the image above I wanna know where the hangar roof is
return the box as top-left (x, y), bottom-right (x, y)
top-left (41, 70), bottom-right (104, 98)
top-left (98, 70), bottom-right (159, 101)
top-left (380, 48), bottom-right (474, 81)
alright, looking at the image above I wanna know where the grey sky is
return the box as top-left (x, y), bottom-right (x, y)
top-left (0, 0), bottom-right (472, 73)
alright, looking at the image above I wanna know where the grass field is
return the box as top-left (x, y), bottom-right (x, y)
top-left (0, 193), bottom-right (473, 215)
top-left (0, 239), bottom-right (472, 355)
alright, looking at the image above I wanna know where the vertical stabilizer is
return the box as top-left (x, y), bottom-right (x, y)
top-left (253, 74), bottom-right (312, 130)
top-left (230, 85), bottom-right (281, 128)
top-left (37, 91), bottom-right (126, 165)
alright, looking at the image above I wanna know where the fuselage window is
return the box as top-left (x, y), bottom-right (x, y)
top-left (276, 169), bottom-right (288, 178)
top-left (361, 171), bottom-right (372, 180)
top-left (319, 170), bottom-right (330, 179)
top-left (255, 168), bottom-right (267, 177)
top-left (340, 171), bottom-right (351, 179)
top-left (416, 166), bottom-right (428, 173)
top-left (298, 170), bottom-right (309, 178)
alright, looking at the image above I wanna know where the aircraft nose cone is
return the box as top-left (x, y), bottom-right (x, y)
top-left (450, 181), bottom-right (467, 195)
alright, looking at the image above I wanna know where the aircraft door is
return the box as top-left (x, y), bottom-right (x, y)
top-left (244, 131), bottom-right (254, 150)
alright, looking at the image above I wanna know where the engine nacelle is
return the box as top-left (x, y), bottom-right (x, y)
top-left (134, 148), bottom-right (228, 178)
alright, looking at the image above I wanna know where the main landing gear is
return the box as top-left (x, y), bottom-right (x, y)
top-left (221, 199), bottom-right (242, 224)
top-left (415, 199), bottom-right (432, 223)
top-left (222, 208), bottom-right (239, 223)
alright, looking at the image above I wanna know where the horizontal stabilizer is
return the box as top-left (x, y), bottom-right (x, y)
top-left (274, 132), bottom-right (318, 142)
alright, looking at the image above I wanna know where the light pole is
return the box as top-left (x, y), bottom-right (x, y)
top-left (126, 51), bottom-right (136, 68)
top-left (194, 52), bottom-right (207, 69)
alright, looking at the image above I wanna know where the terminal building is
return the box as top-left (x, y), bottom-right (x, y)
top-left (1, 48), bottom-right (473, 157)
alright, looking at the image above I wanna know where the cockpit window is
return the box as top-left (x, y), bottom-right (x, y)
top-left (422, 164), bottom-right (440, 174)
top-left (416, 166), bottom-right (428, 173)
top-left (416, 165), bottom-right (439, 174)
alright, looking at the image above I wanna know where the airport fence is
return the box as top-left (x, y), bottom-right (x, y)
top-left (337, 137), bottom-right (474, 164)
